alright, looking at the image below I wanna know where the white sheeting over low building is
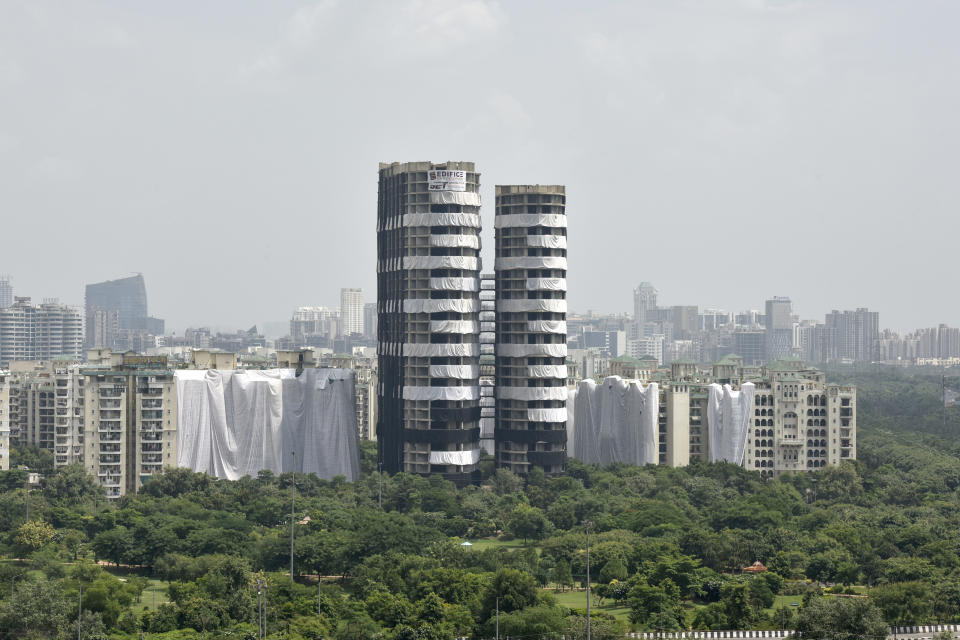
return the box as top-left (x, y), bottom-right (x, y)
top-left (707, 382), bottom-right (755, 465)
top-left (567, 377), bottom-right (659, 466)
top-left (175, 368), bottom-right (360, 481)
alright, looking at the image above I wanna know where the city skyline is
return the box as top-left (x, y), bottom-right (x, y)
top-left (1, 2), bottom-right (958, 331)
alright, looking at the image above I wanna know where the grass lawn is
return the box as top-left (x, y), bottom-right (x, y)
top-left (550, 588), bottom-right (632, 622)
top-left (136, 578), bottom-right (171, 611)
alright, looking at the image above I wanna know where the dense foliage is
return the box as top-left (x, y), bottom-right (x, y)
top-left (2, 368), bottom-right (960, 639)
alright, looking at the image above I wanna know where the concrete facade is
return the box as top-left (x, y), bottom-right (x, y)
top-left (494, 185), bottom-right (568, 475)
top-left (377, 161), bottom-right (483, 484)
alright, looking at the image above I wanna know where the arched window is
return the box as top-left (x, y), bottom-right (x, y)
top-left (755, 439), bottom-right (761, 447)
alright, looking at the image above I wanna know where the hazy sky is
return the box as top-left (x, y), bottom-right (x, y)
top-left (1, 1), bottom-right (957, 334)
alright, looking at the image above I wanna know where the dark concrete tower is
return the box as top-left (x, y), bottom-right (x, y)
top-left (376, 162), bottom-right (483, 484)
top-left (494, 185), bottom-right (568, 474)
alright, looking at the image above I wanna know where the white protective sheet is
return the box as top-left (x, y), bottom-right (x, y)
top-left (430, 320), bottom-right (479, 334)
top-left (402, 343), bottom-right (480, 357)
top-left (707, 382), bottom-right (756, 465)
top-left (527, 365), bottom-right (568, 378)
top-left (175, 369), bottom-right (360, 481)
top-left (430, 191), bottom-right (482, 206)
top-left (497, 299), bottom-right (568, 313)
top-left (494, 213), bottom-right (567, 228)
top-left (495, 257), bottom-right (568, 270)
top-left (402, 386), bottom-right (480, 401)
top-left (526, 235), bottom-right (567, 249)
top-left (430, 277), bottom-right (479, 291)
top-left (403, 256), bottom-right (479, 270)
top-left (527, 320), bottom-right (567, 334)
top-left (528, 407), bottom-right (568, 422)
top-left (497, 386), bottom-right (568, 401)
top-left (403, 299), bottom-right (479, 313)
top-left (430, 234), bottom-right (480, 249)
top-left (429, 365), bottom-right (480, 379)
top-left (526, 278), bottom-right (567, 291)
top-left (568, 377), bottom-right (659, 466)
top-left (496, 343), bottom-right (568, 358)
top-left (429, 449), bottom-right (481, 466)
top-left (402, 213), bottom-right (481, 228)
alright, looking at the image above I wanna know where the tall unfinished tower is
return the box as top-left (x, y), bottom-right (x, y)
top-left (494, 185), bottom-right (568, 474)
top-left (376, 162), bottom-right (483, 484)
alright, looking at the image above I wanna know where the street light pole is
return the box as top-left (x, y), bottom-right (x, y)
top-left (290, 450), bottom-right (296, 579)
top-left (584, 520), bottom-right (593, 640)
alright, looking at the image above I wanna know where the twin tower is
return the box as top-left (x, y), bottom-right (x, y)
top-left (376, 161), bottom-right (568, 484)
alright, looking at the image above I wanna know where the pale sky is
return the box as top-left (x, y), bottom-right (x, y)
top-left (1, 1), bottom-right (957, 334)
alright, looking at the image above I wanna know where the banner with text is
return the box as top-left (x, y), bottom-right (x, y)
top-left (428, 169), bottom-right (467, 192)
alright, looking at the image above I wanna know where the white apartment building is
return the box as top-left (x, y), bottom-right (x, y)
top-left (0, 297), bottom-right (83, 368)
top-left (0, 373), bottom-right (10, 470)
top-left (340, 288), bottom-right (365, 337)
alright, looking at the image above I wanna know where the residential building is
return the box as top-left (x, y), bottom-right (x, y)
top-left (764, 297), bottom-right (795, 362)
top-left (0, 276), bottom-right (12, 309)
top-left (377, 161), bottom-right (483, 484)
top-left (81, 353), bottom-right (178, 499)
top-left (823, 308), bottom-right (879, 363)
top-left (363, 303), bottom-right (378, 340)
top-left (340, 288), bottom-right (365, 336)
top-left (0, 373), bottom-right (9, 470)
top-left (632, 283), bottom-right (658, 337)
top-left (494, 184), bottom-right (568, 475)
top-left (479, 272), bottom-right (496, 454)
top-left (0, 297), bottom-right (83, 368)
top-left (572, 357), bottom-right (856, 477)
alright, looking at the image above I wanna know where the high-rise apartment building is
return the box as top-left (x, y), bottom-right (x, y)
top-left (764, 297), bottom-right (795, 362)
top-left (0, 276), bottom-right (12, 309)
top-left (340, 288), bottom-right (365, 336)
top-left (633, 283), bottom-right (658, 337)
top-left (823, 308), bottom-right (879, 363)
top-left (0, 298), bottom-right (83, 368)
top-left (377, 161), bottom-right (483, 484)
top-left (363, 303), bottom-right (378, 340)
top-left (0, 373), bottom-right (10, 470)
top-left (81, 354), bottom-right (178, 499)
top-left (494, 185), bottom-right (568, 475)
top-left (479, 273), bottom-right (496, 454)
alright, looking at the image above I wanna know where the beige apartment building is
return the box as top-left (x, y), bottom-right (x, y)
top-left (576, 356), bottom-right (856, 477)
top-left (81, 354), bottom-right (178, 499)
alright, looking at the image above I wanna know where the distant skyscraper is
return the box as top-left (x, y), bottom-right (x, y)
top-left (340, 288), bottom-right (364, 336)
top-left (377, 161), bottom-right (482, 484)
top-left (0, 277), bottom-right (12, 309)
top-left (764, 297), bottom-right (795, 362)
top-left (494, 184), bottom-right (568, 475)
top-left (824, 308), bottom-right (879, 362)
top-left (85, 274), bottom-right (162, 348)
top-left (363, 303), bottom-right (377, 340)
top-left (0, 297), bottom-right (83, 368)
top-left (633, 282), bottom-right (658, 337)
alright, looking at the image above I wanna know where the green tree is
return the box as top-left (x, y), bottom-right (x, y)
top-left (871, 581), bottom-right (933, 626)
top-left (507, 503), bottom-right (553, 543)
top-left (796, 597), bottom-right (888, 640)
top-left (13, 519), bottom-right (55, 552)
top-left (482, 568), bottom-right (540, 620)
top-left (0, 577), bottom-right (73, 639)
